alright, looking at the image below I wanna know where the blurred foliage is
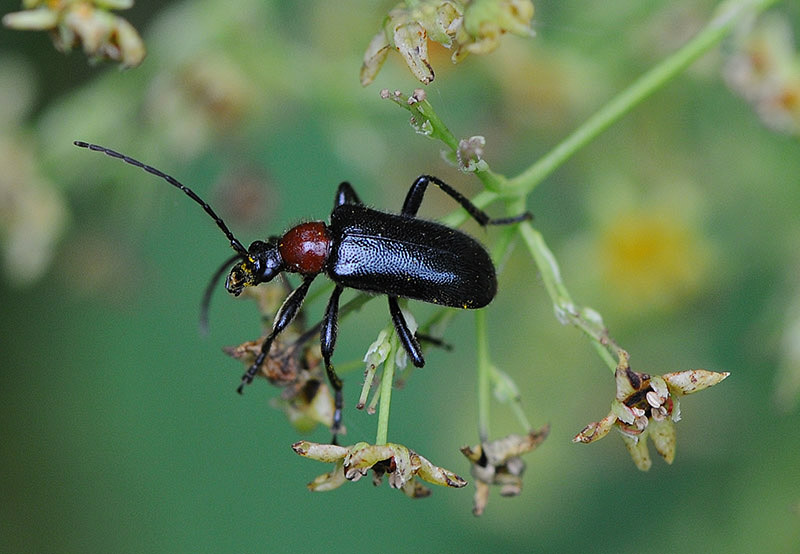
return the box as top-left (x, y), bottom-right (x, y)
top-left (2, 0), bottom-right (800, 552)
top-left (3, 0), bottom-right (146, 68)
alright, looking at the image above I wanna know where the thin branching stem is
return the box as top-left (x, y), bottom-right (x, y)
top-left (375, 331), bottom-right (398, 445)
top-left (475, 309), bottom-right (491, 442)
top-left (509, 0), bottom-right (782, 196)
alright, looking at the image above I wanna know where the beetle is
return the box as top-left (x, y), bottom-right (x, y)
top-left (74, 140), bottom-right (531, 438)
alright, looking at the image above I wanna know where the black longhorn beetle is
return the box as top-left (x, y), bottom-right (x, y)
top-left (75, 141), bottom-right (531, 439)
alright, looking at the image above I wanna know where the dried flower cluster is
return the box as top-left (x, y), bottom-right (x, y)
top-left (361, 0), bottom-right (534, 85)
top-left (461, 427), bottom-right (549, 515)
top-left (3, 0), bottom-right (145, 67)
top-left (293, 441), bottom-right (467, 498)
top-left (574, 352), bottom-right (729, 471)
top-left (223, 286), bottom-right (335, 434)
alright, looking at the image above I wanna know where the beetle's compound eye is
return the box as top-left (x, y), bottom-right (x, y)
top-left (225, 239), bottom-right (283, 295)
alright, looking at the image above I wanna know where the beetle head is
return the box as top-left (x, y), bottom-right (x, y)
top-left (225, 238), bottom-right (283, 296)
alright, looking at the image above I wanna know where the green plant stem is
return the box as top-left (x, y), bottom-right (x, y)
top-left (508, 0), bottom-right (782, 195)
top-left (518, 221), bottom-right (620, 372)
top-left (437, 0), bottom-right (783, 229)
top-left (375, 331), bottom-right (398, 445)
top-left (474, 221), bottom-right (531, 440)
top-left (475, 309), bottom-right (491, 442)
top-left (507, 390), bottom-right (532, 433)
top-left (412, 96), bottom-right (459, 151)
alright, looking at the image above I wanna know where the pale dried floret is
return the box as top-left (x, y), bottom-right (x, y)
top-left (461, 426), bottom-right (549, 515)
top-left (293, 440), bottom-right (467, 498)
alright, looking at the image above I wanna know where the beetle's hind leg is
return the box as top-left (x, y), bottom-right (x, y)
top-left (482, 212), bottom-right (532, 225)
top-left (415, 333), bottom-right (452, 351)
top-left (389, 297), bottom-right (425, 368)
top-left (401, 175), bottom-right (532, 226)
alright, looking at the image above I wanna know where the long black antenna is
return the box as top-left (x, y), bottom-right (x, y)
top-left (74, 141), bottom-right (248, 256)
top-left (199, 253), bottom-right (243, 335)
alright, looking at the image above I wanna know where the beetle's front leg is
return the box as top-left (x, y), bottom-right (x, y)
top-left (237, 275), bottom-right (315, 393)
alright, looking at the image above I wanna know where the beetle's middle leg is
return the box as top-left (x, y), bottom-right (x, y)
top-left (321, 285), bottom-right (345, 441)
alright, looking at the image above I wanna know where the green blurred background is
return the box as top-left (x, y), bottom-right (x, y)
top-left (2, 1), bottom-right (800, 552)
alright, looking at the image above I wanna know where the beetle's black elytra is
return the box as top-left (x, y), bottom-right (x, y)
top-left (74, 140), bottom-right (531, 441)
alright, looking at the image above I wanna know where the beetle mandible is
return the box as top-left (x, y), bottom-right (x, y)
top-left (74, 141), bottom-right (531, 438)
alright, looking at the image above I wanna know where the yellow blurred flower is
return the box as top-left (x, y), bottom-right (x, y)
top-left (584, 177), bottom-right (714, 315)
top-left (598, 210), bottom-right (710, 310)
